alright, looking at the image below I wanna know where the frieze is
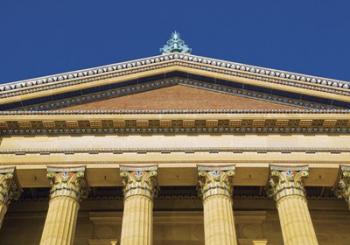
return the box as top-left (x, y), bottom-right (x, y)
top-left (1, 113), bottom-right (350, 135)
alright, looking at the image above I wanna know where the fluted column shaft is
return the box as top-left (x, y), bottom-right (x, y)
top-left (40, 166), bottom-right (88, 245)
top-left (120, 165), bottom-right (158, 245)
top-left (0, 167), bottom-right (21, 230)
top-left (40, 196), bottom-right (79, 245)
top-left (269, 165), bottom-right (318, 245)
top-left (198, 165), bottom-right (237, 245)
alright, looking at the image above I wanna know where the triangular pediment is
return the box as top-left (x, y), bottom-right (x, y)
top-left (1, 53), bottom-right (349, 111)
top-left (7, 76), bottom-right (342, 111)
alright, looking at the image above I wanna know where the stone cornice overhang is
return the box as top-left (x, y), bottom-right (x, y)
top-left (0, 109), bottom-right (350, 135)
top-left (1, 53), bottom-right (350, 106)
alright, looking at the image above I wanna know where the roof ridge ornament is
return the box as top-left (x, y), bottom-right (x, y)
top-left (160, 31), bottom-right (192, 54)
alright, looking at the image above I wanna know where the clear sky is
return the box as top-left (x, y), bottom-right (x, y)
top-left (1, 0), bottom-right (350, 84)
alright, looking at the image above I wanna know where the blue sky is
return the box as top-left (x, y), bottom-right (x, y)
top-left (1, 0), bottom-right (350, 83)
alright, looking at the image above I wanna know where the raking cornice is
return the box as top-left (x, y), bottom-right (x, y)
top-left (1, 53), bottom-right (350, 105)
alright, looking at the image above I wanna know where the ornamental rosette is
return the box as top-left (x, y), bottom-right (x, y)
top-left (47, 166), bottom-right (88, 201)
top-left (197, 165), bottom-right (235, 200)
top-left (120, 165), bottom-right (158, 199)
top-left (268, 165), bottom-right (309, 201)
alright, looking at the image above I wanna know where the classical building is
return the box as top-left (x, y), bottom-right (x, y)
top-left (0, 32), bottom-right (350, 245)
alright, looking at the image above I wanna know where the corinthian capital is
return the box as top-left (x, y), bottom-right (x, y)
top-left (197, 165), bottom-right (235, 200)
top-left (120, 165), bottom-right (158, 199)
top-left (47, 166), bottom-right (88, 201)
top-left (335, 165), bottom-right (350, 209)
top-left (268, 165), bottom-right (309, 201)
top-left (0, 167), bottom-right (21, 206)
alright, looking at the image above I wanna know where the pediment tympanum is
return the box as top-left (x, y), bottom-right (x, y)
top-left (62, 84), bottom-right (299, 110)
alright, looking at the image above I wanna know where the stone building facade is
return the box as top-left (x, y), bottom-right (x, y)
top-left (0, 33), bottom-right (350, 244)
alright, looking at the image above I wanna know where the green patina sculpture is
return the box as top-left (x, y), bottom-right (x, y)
top-left (160, 31), bottom-right (192, 54)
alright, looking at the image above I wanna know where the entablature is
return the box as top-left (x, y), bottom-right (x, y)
top-left (0, 110), bottom-right (350, 135)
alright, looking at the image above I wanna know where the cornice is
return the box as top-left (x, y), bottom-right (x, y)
top-left (13, 77), bottom-right (341, 111)
top-left (1, 53), bottom-right (350, 105)
top-left (1, 146), bottom-right (349, 155)
top-left (0, 111), bottom-right (350, 135)
top-left (1, 109), bottom-right (349, 115)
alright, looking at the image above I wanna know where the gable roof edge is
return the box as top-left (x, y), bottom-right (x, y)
top-left (0, 53), bottom-right (350, 106)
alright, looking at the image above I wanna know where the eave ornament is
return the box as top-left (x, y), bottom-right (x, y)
top-left (160, 31), bottom-right (192, 54)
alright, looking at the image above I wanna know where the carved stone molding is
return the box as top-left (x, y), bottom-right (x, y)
top-left (47, 166), bottom-right (88, 201)
top-left (1, 53), bottom-right (349, 99)
top-left (15, 77), bottom-right (339, 111)
top-left (0, 167), bottom-right (21, 206)
top-left (268, 165), bottom-right (309, 202)
top-left (120, 165), bottom-right (158, 199)
top-left (197, 165), bottom-right (235, 200)
top-left (2, 112), bottom-right (350, 135)
top-left (335, 165), bottom-right (350, 209)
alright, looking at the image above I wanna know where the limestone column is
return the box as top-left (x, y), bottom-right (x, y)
top-left (268, 165), bottom-right (318, 245)
top-left (198, 165), bottom-right (237, 245)
top-left (335, 165), bottom-right (350, 208)
top-left (120, 165), bottom-right (158, 245)
top-left (40, 166), bottom-right (88, 245)
top-left (0, 167), bottom-right (21, 229)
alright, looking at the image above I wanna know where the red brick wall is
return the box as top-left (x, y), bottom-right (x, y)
top-left (63, 85), bottom-right (299, 110)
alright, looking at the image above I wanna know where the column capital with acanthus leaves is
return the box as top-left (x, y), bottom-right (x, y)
top-left (0, 167), bottom-right (21, 206)
top-left (120, 165), bottom-right (158, 200)
top-left (268, 165), bottom-right (309, 202)
top-left (197, 165), bottom-right (235, 200)
top-left (335, 165), bottom-right (350, 209)
top-left (47, 166), bottom-right (88, 202)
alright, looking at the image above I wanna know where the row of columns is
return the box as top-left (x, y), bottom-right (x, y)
top-left (1, 165), bottom-right (350, 245)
